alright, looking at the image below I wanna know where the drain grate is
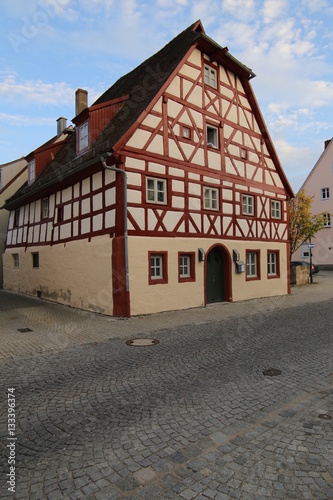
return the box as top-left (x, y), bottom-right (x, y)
top-left (17, 328), bottom-right (33, 333)
top-left (126, 338), bottom-right (159, 347)
top-left (263, 368), bottom-right (282, 377)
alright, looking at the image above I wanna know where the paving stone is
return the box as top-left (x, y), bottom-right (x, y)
top-left (116, 476), bottom-right (140, 492)
top-left (1, 277), bottom-right (333, 500)
top-left (133, 467), bottom-right (156, 485)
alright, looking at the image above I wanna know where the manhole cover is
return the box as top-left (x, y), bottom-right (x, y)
top-left (263, 368), bottom-right (282, 377)
top-left (318, 413), bottom-right (332, 420)
top-left (17, 328), bottom-right (33, 333)
top-left (126, 338), bottom-right (159, 347)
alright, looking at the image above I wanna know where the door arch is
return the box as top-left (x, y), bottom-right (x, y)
top-left (205, 244), bottom-right (232, 304)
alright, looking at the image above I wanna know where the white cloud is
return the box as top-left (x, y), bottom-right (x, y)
top-left (262, 0), bottom-right (288, 24)
top-left (0, 72), bottom-right (74, 106)
top-left (221, 0), bottom-right (255, 21)
top-left (0, 112), bottom-right (55, 126)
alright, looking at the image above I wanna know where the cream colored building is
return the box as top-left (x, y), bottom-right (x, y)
top-left (3, 21), bottom-right (293, 316)
top-left (293, 139), bottom-right (333, 269)
top-left (0, 157), bottom-right (27, 287)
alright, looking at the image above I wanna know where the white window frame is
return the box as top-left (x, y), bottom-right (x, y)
top-left (246, 252), bottom-right (257, 278)
top-left (242, 194), bottom-right (254, 216)
top-left (323, 212), bottom-right (331, 227)
top-left (241, 148), bottom-right (247, 159)
top-left (28, 159), bottom-right (35, 185)
top-left (206, 125), bottom-right (218, 148)
top-left (204, 187), bottom-right (219, 210)
top-left (179, 255), bottom-right (190, 278)
top-left (79, 122), bottom-right (89, 151)
top-left (204, 65), bottom-right (217, 88)
top-left (321, 187), bottom-right (330, 200)
top-left (150, 255), bottom-right (163, 280)
top-left (271, 200), bottom-right (281, 219)
top-left (268, 252), bottom-right (277, 276)
top-left (146, 177), bottom-right (166, 204)
top-left (183, 127), bottom-right (191, 139)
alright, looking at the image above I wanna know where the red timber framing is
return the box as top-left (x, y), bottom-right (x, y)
top-left (112, 154), bottom-right (130, 317)
top-left (4, 21), bottom-right (293, 317)
top-left (6, 164), bottom-right (117, 249)
top-left (117, 40), bottom-right (292, 246)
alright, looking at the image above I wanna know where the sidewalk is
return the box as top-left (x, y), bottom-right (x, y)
top-left (1, 271), bottom-right (333, 360)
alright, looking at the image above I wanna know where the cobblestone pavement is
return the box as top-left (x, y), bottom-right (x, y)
top-left (0, 273), bottom-right (333, 499)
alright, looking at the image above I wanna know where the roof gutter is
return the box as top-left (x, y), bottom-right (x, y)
top-left (100, 152), bottom-right (129, 294)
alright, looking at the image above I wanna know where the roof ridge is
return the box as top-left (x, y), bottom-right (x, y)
top-left (0, 157), bottom-right (26, 168)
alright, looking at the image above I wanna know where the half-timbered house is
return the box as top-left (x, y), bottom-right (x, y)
top-left (0, 157), bottom-right (27, 287)
top-left (3, 21), bottom-right (293, 316)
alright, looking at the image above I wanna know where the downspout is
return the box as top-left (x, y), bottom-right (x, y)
top-left (100, 152), bottom-right (129, 294)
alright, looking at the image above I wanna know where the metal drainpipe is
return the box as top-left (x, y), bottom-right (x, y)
top-left (100, 153), bottom-right (129, 293)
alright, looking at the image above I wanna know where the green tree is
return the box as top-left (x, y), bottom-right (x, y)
top-left (289, 190), bottom-right (325, 259)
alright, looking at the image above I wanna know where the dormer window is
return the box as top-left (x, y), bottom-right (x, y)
top-left (79, 122), bottom-right (89, 151)
top-left (28, 159), bottom-right (35, 185)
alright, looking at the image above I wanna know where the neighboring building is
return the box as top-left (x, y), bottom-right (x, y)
top-left (0, 157), bottom-right (27, 287)
top-left (2, 21), bottom-right (293, 317)
top-left (293, 139), bottom-right (333, 269)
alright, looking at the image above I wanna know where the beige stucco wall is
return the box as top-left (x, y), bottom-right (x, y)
top-left (128, 236), bottom-right (289, 316)
top-left (3, 234), bottom-right (113, 314)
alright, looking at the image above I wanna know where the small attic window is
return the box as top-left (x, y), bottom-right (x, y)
top-left (241, 148), bottom-right (247, 159)
top-left (182, 126), bottom-right (191, 140)
top-left (204, 65), bottom-right (217, 88)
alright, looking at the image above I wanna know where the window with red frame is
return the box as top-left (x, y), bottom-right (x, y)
top-left (178, 253), bottom-right (195, 282)
top-left (149, 252), bottom-right (168, 285)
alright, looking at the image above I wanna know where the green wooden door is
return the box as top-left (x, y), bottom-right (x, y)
top-left (206, 247), bottom-right (224, 303)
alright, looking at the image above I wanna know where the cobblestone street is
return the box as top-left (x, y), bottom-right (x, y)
top-left (1, 273), bottom-right (333, 499)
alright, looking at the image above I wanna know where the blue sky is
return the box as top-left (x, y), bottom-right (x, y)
top-left (1, 0), bottom-right (333, 191)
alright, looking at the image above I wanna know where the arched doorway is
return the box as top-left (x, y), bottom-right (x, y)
top-left (205, 245), bottom-right (232, 304)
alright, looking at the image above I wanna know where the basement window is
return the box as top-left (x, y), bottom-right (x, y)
top-left (32, 252), bottom-right (39, 269)
top-left (12, 254), bottom-right (19, 269)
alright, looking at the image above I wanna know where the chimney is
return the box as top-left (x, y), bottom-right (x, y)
top-left (324, 139), bottom-right (332, 150)
top-left (75, 88), bottom-right (88, 116)
top-left (56, 117), bottom-right (67, 136)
